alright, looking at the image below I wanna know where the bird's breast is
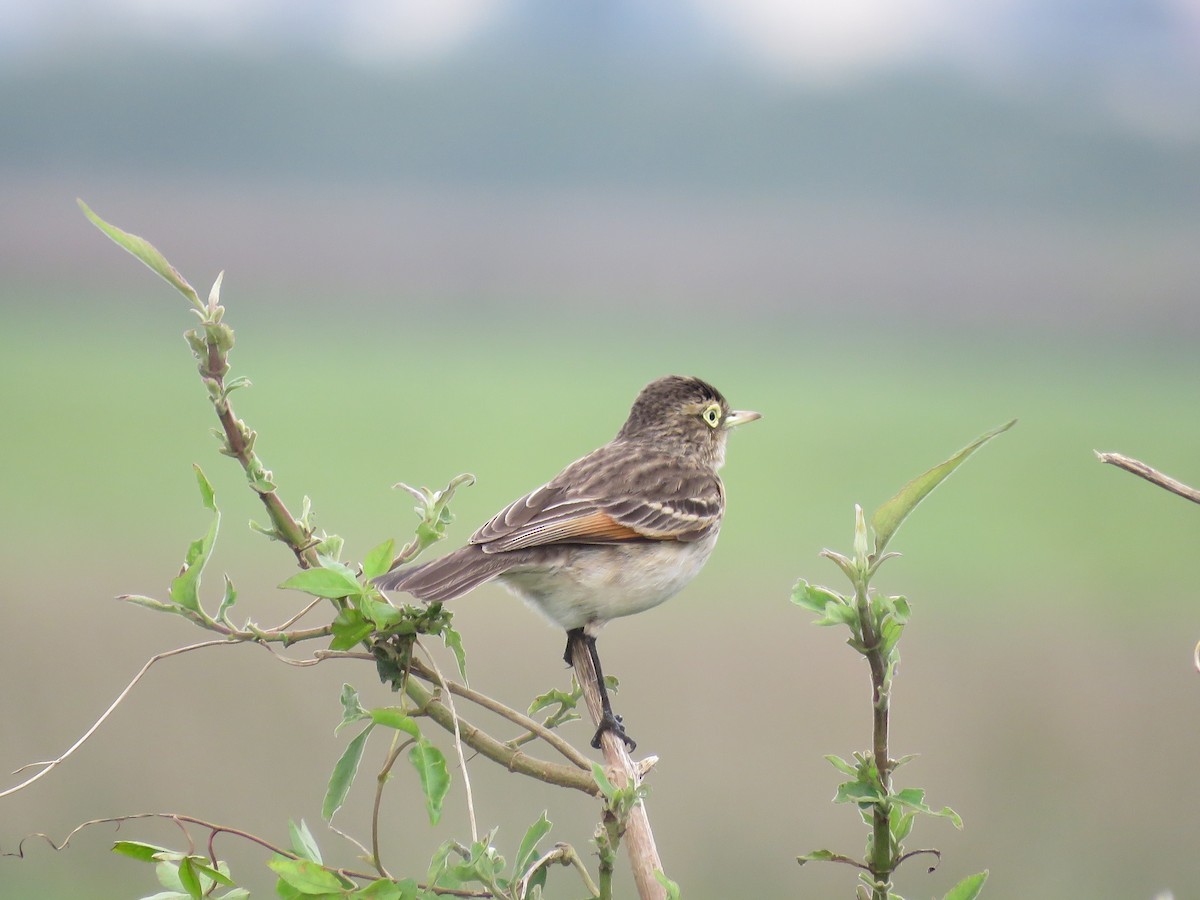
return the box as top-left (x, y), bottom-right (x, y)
top-left (495, 531), bottom-right (720, 632)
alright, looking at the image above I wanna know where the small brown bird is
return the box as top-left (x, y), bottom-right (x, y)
top-left (375, 375), bottom-right (759, 750)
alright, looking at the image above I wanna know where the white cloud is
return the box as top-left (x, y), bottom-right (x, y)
top-left (689, 0), bottom-right (1016, 78)
top-left (338, 0), bottom-right (501, 61)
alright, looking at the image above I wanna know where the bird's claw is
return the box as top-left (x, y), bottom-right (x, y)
top-left (591, 710), bottom-right (636, 752)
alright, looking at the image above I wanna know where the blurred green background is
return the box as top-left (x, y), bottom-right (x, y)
top-left (2, 3), bottom-right (1199, 898)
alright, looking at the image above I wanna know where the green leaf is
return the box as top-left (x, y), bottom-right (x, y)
top-left (890, 808), bottom-right (916, 843)
top-left (790, 580), bottom-right (844, 613)
top-left (177, 857), bottom-right (203, 899)
top-left (268, 856), bottom-right (350, 894)
top-left (362, 539), bottom-right (395, 582)
top-left (591, 762), bottom-right (617, 801)
top-left (871, 419), bottom-right (1016, 557)
top-left (168, 465), bottom-right (221, 612)
top-left (514, 811), bottom-right (553, 878)
top-left (450, 834), bottom-right (505, 885)
top-left (337, 683), bottom-right (369, 732)
top-left (362, 596), bottom-right (403, 629)
top-left (815, 597), bottom-right (859, 628)
top-left (191, 861), bottom-right (235, 888)
top-left (369, 707), bottom-right (421, 738)
top-left (654, 870), bottom-right (681, 899)
top-left (834, 779), bottom-right (884, 805)
top-left (426, 840), bottom-right (460, 888)
top-left (314, 533), bottom-right (345, 561)
top-left (796, 848), bottom-right (861, 866)
top-left (155, 858), bottom-right (187, 890)
top-left (289, 819), bottom-right (322, 864)
top-left (113, 840), bottom-right (171, 863)
top-left (893, 787), bottom-right (964, 829)
top-left (354, 878), bottom-right (420, 899)
top-left (410, 739), bottom-right (451, 826)
top-left (528, 686), bottom-right (579, 717)
top-left (395, 474), bottom-right (476, 560)
top-left (442, 625), bottom-right (469, 684)
top-left (216, 575), bottom-right (238, 625)
top-left (78, 199), bottom-right (203, 310)
top-left (331, 608), bottom-right (374, 651)
top-left (323, 724), bottom-right (373, 821)
top-left (853, 503), bottom-right (869, 567)
top-left (280, 565), bottom-right (362, 600)
top-left (118, 594), bottom-right (183, 615)
top-left (824, 755), bottom-right (858, 777)
top-left (944, 870), bottom-right (989, 900)
top-left (194, 466), bottom-right (217, 512)
top-left (820, 548), bottom-right (859, 584)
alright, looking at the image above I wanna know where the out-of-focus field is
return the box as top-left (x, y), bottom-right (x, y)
top-left (2, 290), bottom-right (1198, 898)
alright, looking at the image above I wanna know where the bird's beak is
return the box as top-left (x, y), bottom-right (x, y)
top-left (724, 409), bottom-right (762, 428)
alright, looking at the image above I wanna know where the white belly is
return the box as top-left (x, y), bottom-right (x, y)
top-left (496, 532), bottom-right (719, 632)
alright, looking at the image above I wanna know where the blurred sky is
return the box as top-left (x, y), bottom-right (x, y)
top-left (5, 0), bottom-right (1200, 81)
top-left (4, 0), bottom-right (1200, 337)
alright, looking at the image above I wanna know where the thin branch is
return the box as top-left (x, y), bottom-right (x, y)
top-left (1096, 451), bottom-right (1200, 505)
top-left (371, 732), bottom-right (414, 879)
top-left (407, 658), bottom-right (592, 771)
top-left (227, 645), bottom-right (599, 794)
top-left (403, 676), bottom-right (600, 797)
top-left (516, 842), bottom-right (601, 899)
top-left (271, 595), bottom-right (326, 632)
top-left (2, 640), bottom-right (238, 799)
top-left (896, 847), bottom-right (942, 872)
top-left (8, 814), bottom-right (495, 898)
top-left (417, 644), bottom-right (479, 844)
top-left (325, 822), bottom-right (372, 863)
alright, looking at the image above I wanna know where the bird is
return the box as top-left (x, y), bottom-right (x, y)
top-left (374, 375), bottom-right (760, 751)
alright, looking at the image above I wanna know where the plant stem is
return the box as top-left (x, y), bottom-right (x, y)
top-left (199, 338), bottom-right (319, 570)
top-left (568, 631), bottom-right (666, 900)
top-left (855, 579), bottom-right (893, 900)
top-left (402, 676), bottom-right (601, 797)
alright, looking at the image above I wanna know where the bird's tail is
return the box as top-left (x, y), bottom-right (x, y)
top-left (373, 544), bottom-right (513, 602)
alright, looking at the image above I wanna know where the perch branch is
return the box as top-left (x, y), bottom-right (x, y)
top-left (567, 631), bottom-right (666, 900)
top-left (1096, 451), bottom-right (1200, 505)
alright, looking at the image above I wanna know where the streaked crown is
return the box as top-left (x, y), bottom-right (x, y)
top-left (615, 375), bottom-right (758, 469)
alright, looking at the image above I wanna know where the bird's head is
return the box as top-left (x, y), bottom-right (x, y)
top-left (616, 375), bottom-right (760, 468)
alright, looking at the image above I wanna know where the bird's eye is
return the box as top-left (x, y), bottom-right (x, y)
top-left (701, 403), bottom-right (722, 428)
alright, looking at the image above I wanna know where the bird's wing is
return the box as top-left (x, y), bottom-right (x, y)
top-left (470, 444), bottom-right (723, 553)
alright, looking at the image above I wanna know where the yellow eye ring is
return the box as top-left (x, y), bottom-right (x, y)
top-left (702, 404), bottom-right (722, 428)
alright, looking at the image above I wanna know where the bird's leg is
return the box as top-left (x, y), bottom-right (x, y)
top-left (565, 627), bottom-right (636, 752)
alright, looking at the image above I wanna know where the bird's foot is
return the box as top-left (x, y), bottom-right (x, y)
top-left (591, 710), bottom-right (636, 752)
